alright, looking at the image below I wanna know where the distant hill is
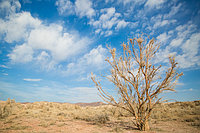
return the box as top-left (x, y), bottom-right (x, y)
top-left (74, 102), bottom-right (105, 107)
top-left (19, 101), bottom-right (106, 107)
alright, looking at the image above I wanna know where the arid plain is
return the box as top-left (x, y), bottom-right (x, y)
top-left (0, 99), bottom-right (199, 133)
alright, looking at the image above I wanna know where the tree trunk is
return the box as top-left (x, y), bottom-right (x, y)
top-left (138, 120), bottom-right (150, 131)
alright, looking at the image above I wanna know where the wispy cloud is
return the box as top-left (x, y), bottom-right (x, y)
top-left (145, 0), bottom-right (166, 9)
top-left (155, 21), bottom-right (200, 69)
top-left (23, 78), bottom-right (42, 82)
top-left (177, 88), bottom-right (194, 92)
top-left (55, 0), bottom-right (75, 16)
top-left (2, 73), bottom-right (8, 76)
top-left (164, 3), bottom-right (182, 19)
top-left (0, 80), bottom-right (100, 102)
top-left (0, 65), bottom-right (9, 68)
top-left (56, 0), bottom-right (95, 18)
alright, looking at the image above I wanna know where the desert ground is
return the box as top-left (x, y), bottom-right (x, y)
top-left (0, 99), bottom-right (200, 133)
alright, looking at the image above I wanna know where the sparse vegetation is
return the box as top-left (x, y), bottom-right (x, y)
top-left (0, 98), bottom-right (18, 118)
top-left (0, 99), bottom-right (199, 132)
top-left (91, 35), bottom-right (183, 131)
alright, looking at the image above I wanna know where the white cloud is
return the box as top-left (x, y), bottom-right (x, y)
top-left (176, 33), bottom-right (200, 68)
top-left (23, 78), bottom-right (42, 82)
top-left (0, 0), bottom-right (21, 16)
top-left (105, 0), bottom-right (114, 3)
top-left (116, 20), bottom-right (129, 30)
top-left (77, 73), bottom-right (95, 81)
top-left (182, 33), bottom-right (200, 56)
top-left (66, 45), bottom-right (108, 74)
top-left (117, 0), bottom-right (145, 5)
top-left (155, 22), bottom-right (200, 69)
top-left (105, 30), bottom-right (113, 37)
top-left (0, 10), bottom-right (91, 68)
top-left (0, 65), bottom-right (9, 68)
top-left (145, 0), bottom-right (166, 8)
top-left (89, 7), bottom-right (128, 36)
top-left (153, 19), bottom-right (176, 29)
top-left (0, 12), bottom-right (41, 43)
top-left (75, 0), bottom-right (95, 18)
top-left (56, 0), bottom-right (95, 18)
top-left (55, 1), bottom-right (129, 36)
top-left (36, 51), bottom-right (56, 71)
top-left (81, 45), bottom-right (107, 67)
top-left (170, 38), bottom-right (183, 47)
top-left (157, 32), bottom-right (170, 43)
top-left (164, 3), bottom-right (182, 19)
top-left (55, 0), bottom-right (75, 16)
top-left (8, 43), bottom-right (34, 63)
top-left (28, 24), bottom-right (91, 63)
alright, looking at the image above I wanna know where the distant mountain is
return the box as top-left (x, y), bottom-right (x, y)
top-left (74, 102), bottom-right (105, 107)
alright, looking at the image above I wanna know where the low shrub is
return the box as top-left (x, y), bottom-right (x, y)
top-left (0, 98), bottom-right (17, 119)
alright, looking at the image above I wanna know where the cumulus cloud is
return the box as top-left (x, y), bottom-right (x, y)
top-left (0, 0), bottom-right (21, 17)
top-left (8, 43), bottom-right (34, 63)
top-left (28, 24), bottom-right (91, 63)
top-left (0, 12), bottom-right (41, 43)
top-left (0, 0), bottom-right (92, 70)
top-left (7, 21), bottom-right (91, 69)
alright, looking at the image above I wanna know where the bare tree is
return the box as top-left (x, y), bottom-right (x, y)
top-left (91, 36), bottom-right (183, 131)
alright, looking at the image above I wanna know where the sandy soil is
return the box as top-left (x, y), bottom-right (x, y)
top-left (1, 100), bottom-right (199, 133)
top-left (0, 116), bottom-right (199, 133)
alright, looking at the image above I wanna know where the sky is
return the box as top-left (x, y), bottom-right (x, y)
top-left (0, 0), bottom-right (200, 103)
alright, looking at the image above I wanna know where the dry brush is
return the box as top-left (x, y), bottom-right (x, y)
top-left (91, 35), bottom-right (183, 131)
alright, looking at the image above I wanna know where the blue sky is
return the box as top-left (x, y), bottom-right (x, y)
top-left (0, 0), bottom-right (200, 103)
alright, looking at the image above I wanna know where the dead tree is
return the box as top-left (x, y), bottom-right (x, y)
top-left (91, 36), bottom-right (183, 131)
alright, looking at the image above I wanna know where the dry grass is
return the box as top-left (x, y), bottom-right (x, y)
top-left (0, 99), bottom-right (200, 132)
top-left (150, 100), bottom-right (200, 128)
